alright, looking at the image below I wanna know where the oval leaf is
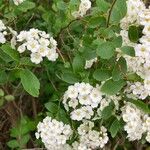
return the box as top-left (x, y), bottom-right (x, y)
top-left (20, 69), bottom-right (40, 97)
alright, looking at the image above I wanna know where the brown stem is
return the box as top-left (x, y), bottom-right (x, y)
top-left (106, 0), bottom-right (117, 27)
top-left (56, 48), bottom-right (66, 63)
top-left (32, 98), bottom-right (37, 119)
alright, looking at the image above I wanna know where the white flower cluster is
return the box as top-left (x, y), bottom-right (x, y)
top-left (122, 102), bottom-right (150, 143)
top-left (0, 20), bottom-right (7, 44)
top-left (122, 102), bottom-right (144, 141)
top-left (120, 0), bottom-right (145, 30)
top-left (84, 57), bottom-right (97, 69)
top-left (13, 0), bottom-right (25, 5)
top-left (124, 81), bottom-right (150, 100)
top-left (35, 116), bottom-right (72, 150)
top-left (143, 115), bottom-right (150, 143)
top-left (120, 0), bottom-right (150, 100)
top-left (63, 82), bottom-right (103, 121)
top-left (73, 121), bottom-right (109, 149)
top-left (98, 95), bottom-right (121, 111)
top-left (16, 28), bottom-right (58, 64)
top-left (72, 0), bottom-right (91, 18)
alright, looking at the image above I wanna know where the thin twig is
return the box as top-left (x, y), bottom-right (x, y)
top-left (106, 0), bottom-right (117, 27)
top-left (32, 98), bottom-right (37, 119)
top-left (46, 69), bottom-right (58, 91)
top-left (56, 48), bottom-right (66, 63)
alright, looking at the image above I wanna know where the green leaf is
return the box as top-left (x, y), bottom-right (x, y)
top-left (4, 95), bottom-right (15, 101)
top-left (109, 118), bottom-right (121, 138)
top-left (1, 44), bottom-right (19, 61)
top-left (110, 0), bottom-right (127, 23)
top-left (0, 70), bottom-right (8, 84)
top-left (7, 140), bottom-right (19, 149)
top-left (130, 100), bottom-right (150, 114)
top-left (61, 73), bottom-right (79, 84)
top-left (72, 54), bottom-right (84, 73)
top-left (0, 49), bottom-right (13, 62)
top-left (20, 134), bottom-right (30, 146)
top-left (89, 16), bottom-right (106, 28)
top-left (20, 57), bottom-right (39, 67)
top-left (112, 57), bottom-right (127, 81)
top-left (97, 42), bottom-right (115, 59)
top-left (56, 109), bottom-right (69, 124)
top-left (0, 89), bottom-right (4, 97)
top-left (121, 46), bottom-right (135, 56)
top-left (126, 73), bottom-right (141, 82)
top-left (112, 36), bottom-right (122, 48)
top-left (17, 1), bottom-right (35, 12)
top-left (101, 79), bottom-right (126, 95)
top-left (56, 1), bottom-right (67, 10)
top-left (20, 69), bottom-right (40, 97)
top-left (96, 0), bottom-right (110, 12)
top-left (128, 26), bottom-right (140, 43)
top-left (101, 102), bottom-right (114, 119)
top-left (93, 69), bottom-right (111, 81)
top-left (45, 102), bottom-right (58, 114)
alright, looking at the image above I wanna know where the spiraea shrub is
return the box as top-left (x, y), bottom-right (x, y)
top-left (1, 0), bottom-right (150, 150)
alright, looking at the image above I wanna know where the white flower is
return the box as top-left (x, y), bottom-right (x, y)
top-left (71, 108), bottom-right (86, 121)
top-left (17, 31), bottom-right (28, 42)
top-left (66, 86), bottom-right (78, 99)
top-left (0, 20), bottom-right (6, 31)
top-left (78, 94), bottom-right (91, 105)
top-left (13, 0), bottom-right (25, 5)
top-left (68, 99), bottom-right (78, 109)
top-left (121, 103), bottom-right (145, 141)
top-left (143, 25), bottom-right (150, 36)
top-left (16, 29), bottom-right (58, 64)
top-left (29, 28), bottom-right (40, 39)
top-left (0, 32), bottom-right (6, 44)
top-left (135, 44), bottom-right (149, 58)
top-left (27, 40), bottom-right (40, 53)
top-left (63, 83), bottom-right (103, 121)
top-left (76, 123), bottom-right (109, 149)
top-left (39, 31), bottom-right (50, 39)
top-left (72, 0), bottom-right (91, 18)
top-left (38, 46), bottom-right (49, 57)
top-left (50, 37), bottom-right (57, 49)
top-left (85, 57), bottom-right (97, 69)
top-left (39, 37), bottom-right (50, 46)
top-left (46, 49), bottom-right (59, 61)
top-left (36, 116), bottom-right (72, 150)
top-left (146, 132), bottom-right (150, 143)
top-left (30, 52), bottom-right (43, 64)
top-left (82, 106), bottom-right (94, 119)
top-left (17, 43), bottom-right (26, 53)
top-left (90, 88), bottom-right (102, 103)
top-left (78, 83), bottom-right (93, 96)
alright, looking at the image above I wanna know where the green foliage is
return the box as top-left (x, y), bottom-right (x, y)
top-left (129, 99), bottom-right (150, 114)
top-left (97, 42), bottom-right (115, 59)
top-left (101, 101), bottom-right (115, 120)
top-left (1, 44), bottom-right (19, 62)
top-left (8, 117), bottom-right (37, 149)
top-left (96, 0), bottom-right (110, 12)
top-left (101, 79), bottom-right (126, 95)
top-left (121, 46), bottom-right (135, 56)
top-left (109, 118), bottom-right (122, 138)
top-left (16, 1), bottom-right (36, 12)
top-left (128, 26), bottom-right (140, 43)
top-left (20, 69), bottom-right (40, 97)
top-left (1, 0), bottom-right (149, 149)
top-left (72, 54), bottom-right (85, 73)
top-left (110, 0), bottom-right (127, 24)
top-left (112, 57), bottom-right (127, 81)
top-left (93, 69), bottom-right (111, 81)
